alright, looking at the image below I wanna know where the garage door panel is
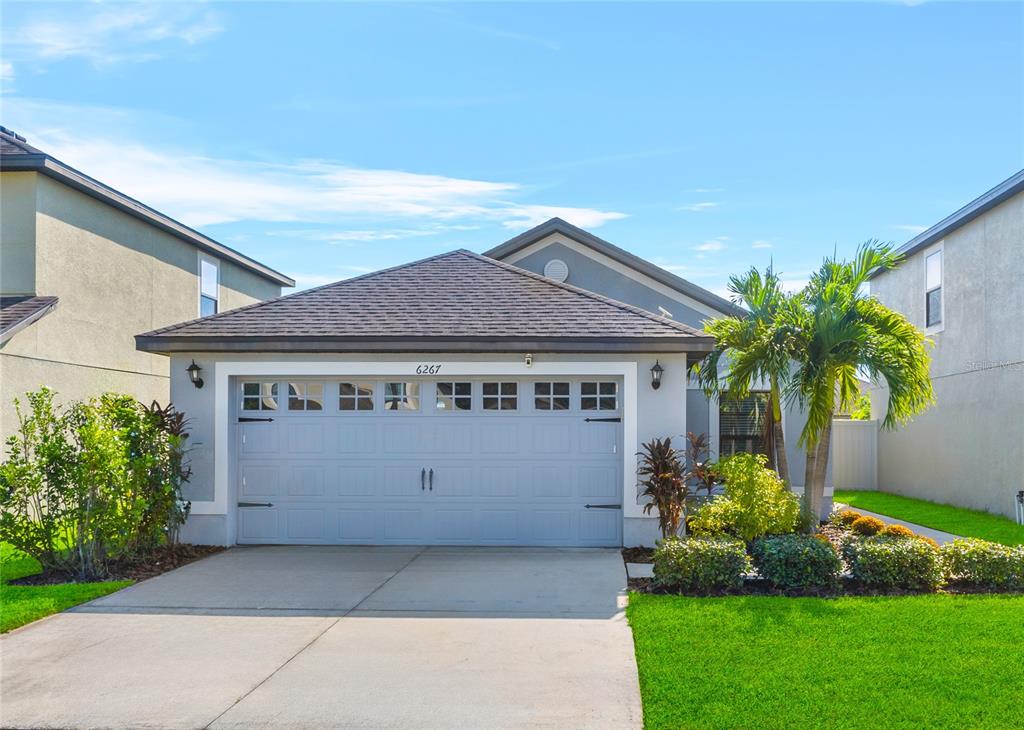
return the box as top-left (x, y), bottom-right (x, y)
top-left (479, 422), bottom-right (518, 453)
top-left (478, 510), bottom-right (518, 541)
top-left (287, 466), bottom-right (325, 497)
top-left (434, 509), bottom-right (476, 541)
top-left (477, 465), bottom-right (519, 498)
top-left (240, 465), bottom-right (279, 498)
top-left (337, 509), bottom-right (379, 541)
top-left (432, 465), bottom-right (474, 497)
top-left (580, 424), bottom-right (618, 454)
top-left (286, 422), bottom-right (325, 454)
top-left (580, 510), bottom-right (619, 543)
top-left (531, 510), bottom-right (574, 542)
top-left (432, 423), bottom-right (475, 454)
top-left (239, 508), bottom-right (278, 541)
top-left (384, 509), bottom-right (425, 540)
top-left (338, 423), bottom-right (376, 453)
top-left (337, 466), bottom-right (377, 496)
top-left (286, 509), bottom-right (325, 540)
top-left (532, 422), bottom-right (572, 454)
top-left (240, 424), bottom-right (278, 455)
top-left (384, 466), bottom-right (425, 496)
top-left (578, 466), bottom-right (618, 498)
top-left (532, 465), bottom-right (573, 497)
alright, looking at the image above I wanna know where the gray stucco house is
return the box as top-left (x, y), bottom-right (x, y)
top-left (0, 126), bottom-right (293, 443)
top-left (139, 218), bottom-right (823, 548)
top-left (868, 169), bottom-right (1024, 520)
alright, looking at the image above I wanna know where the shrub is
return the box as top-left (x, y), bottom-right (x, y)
top-left (879, 524), bottom-right (915, 539)
top-left (850, 515), bottom-right (885, 536)
top-left (843, 535), bottom-right (944, 591)
top-left (751, 534), bottom-right (841, 589)
top-left (941, 539), bottom-right (1024, 590)
top-left (916, 535), bottom-right (940, 550)
top-left (688, 453), bottom-right (800, 542)
top-left (637, 437), bottom-right (688, 539)
top-left (652, 536), bottom-right (749, 594)
top-left (833, 509), bottom-right (863, 527)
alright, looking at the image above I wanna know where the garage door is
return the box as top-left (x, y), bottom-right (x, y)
top-left (234, 377), bottom-right (623, 546)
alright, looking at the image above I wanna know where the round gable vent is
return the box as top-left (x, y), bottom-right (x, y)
top-left (543, 258), bottom-right (569, 282)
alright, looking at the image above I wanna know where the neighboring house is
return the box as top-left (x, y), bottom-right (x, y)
top-left (138, 218), bottom-right (823, 548)
top-left (867, 169), bottom-right (1024, 519)
top-left (0, 127), bottom-right (294, 444)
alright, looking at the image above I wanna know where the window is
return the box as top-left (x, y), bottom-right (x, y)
top-left (384, 382), bottom-right (420, 411)
top-left (925, 248), bottom-right (943, 329)
top-left (340, 382), bottom-right (374, 411)
top-left (436, 382), bottom-right (472, 411)
top-left (200, 256), bottom-right (219, 317)
top-left (241, 381), bottom-right (278, 411)
top-left (719, 392), bottom-right (770, 458)
top-left (581, 381), bottom-right (617, 411)
top-left (534, 382), bottom-right (570, 410)
top-left (483, 382), bottom-right (517, 411)
top-left (288, 382), bottom-right (323, 411)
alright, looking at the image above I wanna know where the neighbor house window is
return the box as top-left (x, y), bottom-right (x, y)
top-left (483, 382), bottom-right (517, 411)
top-left (384, 382), bottom-right (420, 411)
top-left (339, 382), bottom-right (374, 411)
top-left (288, 382), bottom-right (323, 411)
top-left (200, 256), bottom-right (219, 317)
top-left (925, 248), bottom-right (943, 330)
top-left (534, 382), bottom-right (570, 410)
top-left (241, 381), bottom-right (278, 411)
top-left (581, 381), bottom-right (617, 411)
top-left (719, 392), bottom-right (770, 458)
top-left (436, 382), bottom-right (472, 411)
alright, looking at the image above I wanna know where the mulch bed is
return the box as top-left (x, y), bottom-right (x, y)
top-left (622, 546), bottom-right (655, 564)
top-left (9, 544), bottom-right (224, 586)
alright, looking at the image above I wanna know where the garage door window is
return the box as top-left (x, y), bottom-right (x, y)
top-left (241, 381), bottom-right (278, 411)
top-left (436, 382), bottom-right (472, 411)
top-left (483, 382), bottom-right (517, 411)
top-left (581, 381), bottom-right (617, 411)
top-left (288, 382), bottom-right (323, 411)
top-left (534, 382), bottom-right (570, 410)
top-left (339, 382), bottom-right (375, 411)
top-left (384, 382), bottom-right (420, 411)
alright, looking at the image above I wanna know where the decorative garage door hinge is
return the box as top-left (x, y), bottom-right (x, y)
top-left (238, 417), bottom-right (274, 422)
top-left (584, 417), bottom-right (621, 423)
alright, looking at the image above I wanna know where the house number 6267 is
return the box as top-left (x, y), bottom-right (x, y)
top-left (415, 364), bottom-right (442, 375)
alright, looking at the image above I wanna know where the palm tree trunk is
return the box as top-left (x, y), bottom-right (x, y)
top-left (804, 420), bottom-right (833, 526)
top-left (770, 379), bottom-right (790, 486)
top-left (802, 442), bottom-right (817, 532)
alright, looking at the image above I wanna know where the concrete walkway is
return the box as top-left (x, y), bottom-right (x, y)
top-left (836, 504), bottom-right (963, 544)
top-left (1, 546), bottom-right (641, 730)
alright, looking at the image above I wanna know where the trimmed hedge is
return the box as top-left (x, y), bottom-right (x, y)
top-left (843, 535), bottom-right (944, 591)
top-left (834, 509), bottom-right (863, 527)
top-left (941, 538), bottom-right (1024, 590)
top-left (751, 535), bottom-right (841, 590)
top-left (653, 537), bottom-right (749, 594)
top-left (879, 524), bottom-right (916, 539)
top-left (850, 515), bottom-right (885, 536)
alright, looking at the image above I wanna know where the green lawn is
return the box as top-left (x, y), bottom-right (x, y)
top-left (628, 592), bottom-right (1024, 730)
top-left (834, 489), bottom-right (1024, 546)
top-left (1, 543), bottom-right (131, 633)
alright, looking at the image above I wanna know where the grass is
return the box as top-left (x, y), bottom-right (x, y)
top-left (834, 490), bottom-right (1024, 546)
top-left (1, 543), bottom-right (131, 634)
top-left (628, 592), bottom-right (1024, 729)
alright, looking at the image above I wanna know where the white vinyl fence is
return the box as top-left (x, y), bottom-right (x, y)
top-left (831, 419), bottom-right (878, 491)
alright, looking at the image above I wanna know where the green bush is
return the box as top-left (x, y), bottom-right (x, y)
top-left (843, 535), bottom-right (944, 591)
top-left (0, 388), bottom-right (191, 580)
top-left (653, 536), bottom-right (750, 594)
top-left (688, 453), bottom-right (800, 542)
top-left (850, 515), bottom-right (885, 536)
top-left (941, 539), bottom-right (1024, 590)
top-left (879, 524), bottom-right (915, 539)
top-left (831, 509), bottom-right (862, 527)
top-left (751, 534), bottom-right (841, 589)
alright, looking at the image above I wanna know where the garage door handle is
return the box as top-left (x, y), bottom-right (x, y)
top-left (421, 468), bottom-right (426, 491)
top-left (584, 504), bottom-right (622, 509)
top-left (429, 468), bottom-right (434, 491)
top-left (584, 417), bottom-right (621, 423)
top-left (238, 501), bottom-right (274, 508)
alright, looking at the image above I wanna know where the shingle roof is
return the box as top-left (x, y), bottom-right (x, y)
top-left (1, 295), bottom-right (59, 343)
top-left (0, 127), bottom-right (294, 287)
top-left (136, 250), bottom-right (712, 353)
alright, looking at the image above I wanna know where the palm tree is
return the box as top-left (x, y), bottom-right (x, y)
top-left (693, 267), bottom-right (795, 485)
top-left (785, 241), bottom-right (935, 522)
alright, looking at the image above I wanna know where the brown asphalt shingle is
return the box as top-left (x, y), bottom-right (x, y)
top-left (1, 295), bottom-right (59, 341)
top-left (138, 250), bottom-right (708, 346)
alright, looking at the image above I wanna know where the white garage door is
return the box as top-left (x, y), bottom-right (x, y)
top-left (234, 377), bottom-right (623, 546)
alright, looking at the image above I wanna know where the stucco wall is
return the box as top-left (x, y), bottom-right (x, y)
top-left (0, 172), bottom-right (37, 295)
top-left (0, 172), bottom-right (283, 443)
top-left (868, 189), bottom-right (1024, 518)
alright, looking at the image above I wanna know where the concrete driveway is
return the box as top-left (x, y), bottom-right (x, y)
top-left (0, 546), bottom-right (641, 729)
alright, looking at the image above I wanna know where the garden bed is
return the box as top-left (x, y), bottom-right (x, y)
top-left (9, 544), bottom-right (223, 586)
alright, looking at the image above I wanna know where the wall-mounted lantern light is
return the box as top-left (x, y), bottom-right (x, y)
top-left (650, 360), bottom-right (664, 390)
top-left (187, 360), bottom-right (204, 389)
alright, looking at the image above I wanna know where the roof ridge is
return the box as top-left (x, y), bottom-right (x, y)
top-left (461, 249), bottom-right (705, 336)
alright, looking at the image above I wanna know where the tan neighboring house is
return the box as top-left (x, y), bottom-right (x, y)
top-left (0, 126), bottom-right (294, 443)
top-left (867, 169), bottom-right (1024, 520)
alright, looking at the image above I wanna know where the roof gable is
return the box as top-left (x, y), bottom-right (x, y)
top-left (485, 218), bottom-right (743, 317)
top-left (1, 295), bottom-right (59, 344)
top-left (137, 250), bottom-right (712, 354)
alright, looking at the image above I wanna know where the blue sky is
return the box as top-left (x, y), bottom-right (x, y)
top-left (2, 1), bottom-right (1021, 296)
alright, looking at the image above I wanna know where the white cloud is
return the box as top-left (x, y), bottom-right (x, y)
top-left (752, 240), bottom-right (773, 249)
top-left (686, 187), bottom-right (725, 194)
top-left (678, 202), bottom-right (720, 212)
top-left (892, 224), bottom-right (928, 235)
top-left (19, 123), bottom-right (625, 232)
top-left (1, 61), bottom-right (13, 80)
top-left (4, 4), bottom-right (224, 68)
top-left (269, 225), bottom-right (480, 243)
top-left (288, 266), bottom-right (376, 291)
top-left (693, 238), bottom-right (728, 253)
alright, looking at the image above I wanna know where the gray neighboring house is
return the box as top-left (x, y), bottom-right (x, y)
top-left (138, 219), bottom-right (824, 549)
top-left (868, 169), bottom-right (1024, 519)
top-left (0, 126), bottom-right (294, 443)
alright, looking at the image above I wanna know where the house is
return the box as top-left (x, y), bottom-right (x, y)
top-left (137, 218), bottom-right (823, 548)
top-left (0, 126), bottom-right (294, 444)
top-left (867, 169), bottom-right (1024, 520)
